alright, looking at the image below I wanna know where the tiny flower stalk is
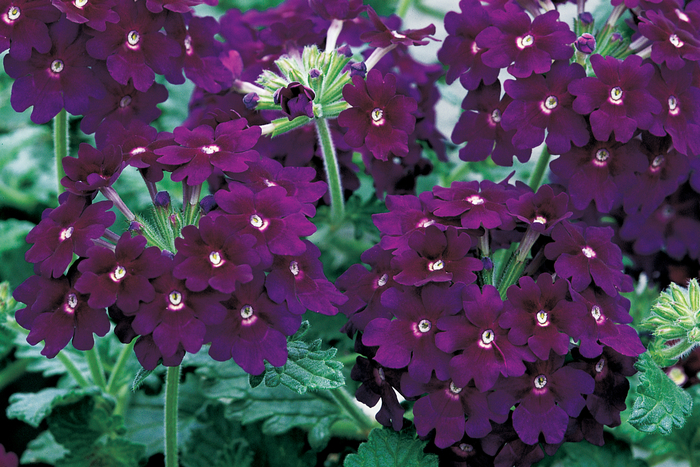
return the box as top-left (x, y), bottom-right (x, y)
top-left (643, 279), bottom-right (700, 366)
top-left (53, 108), bottom-right (69, 198)
top-left (315, 117), bottom-right (345, 225)
top-left (164, 365), bottom-right (181, 467)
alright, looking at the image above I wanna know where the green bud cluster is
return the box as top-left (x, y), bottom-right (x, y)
top-left (643, 279), bottom-right (700, 366)
top-left (0, 281), bottom-right (17, 316)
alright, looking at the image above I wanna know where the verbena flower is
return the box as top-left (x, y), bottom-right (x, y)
top-left (0, 0), bottom-right (60, 61)
top-left (61, 143), bottom-right (124, 196)
top-left (51, 0), bottom-right (118, 31)
top-left (360, 6), bottom-right (436, 48)
top-left (638, 9), bottom-right (700, 69)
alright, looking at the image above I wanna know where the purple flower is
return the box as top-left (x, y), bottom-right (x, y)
top-left (568, 54), bottom-right (661, 143)
top-left (206, 272), bottom-right (301, 375)
top-left (50, 0), bottom-right (118, 31)
top-left (309, 0), bottom-right (364, 21)
top-left (75, 233), bottom-right (170, 313)
top-left (338, 69), bottom-right (417, 161)
top-left (360, 6), bottom-right (436, 48)
top-left (0, 444), bottom-right (18, 467)
top-left (501, 61), bottom-right (588, 154)
top-left (575, 33), bottom-right (596, 54)
top-left (4, 17), bottom-right (105, 124)
top-left (351, 352), bottom-right (406, 431)
top-left (452, 80), bottom-right (531, 166)
top-left (638, 9), bottom-right (700, 70)
top-left (146, 0), bottom-right (216, 14)
top-left (363, 284), bottom-right (463, 383)
top-left (544, 222), bottom-right (630, 297)
top-left (25, 194), bottom-right (116, 278)
top-left (173, 216), bottom-right (259, 293)
top-left (0, 0), bottom-right (60, 61)
top-left (61, 143), bottom-right (124, 195)
top-left (475, 5), bottom-right (575, 78)
top-left (154, 119), bottom-right (261, 185)
top-left (14, 269), bottom-right (110, 358)
top-left (436, 284), bottom-right (535, 391)
top-left (430, 180), bottom-right (517, 230)
top-left (277, 82), bottom-right (315, 120)
top-left (505, 184), bottom-right (572, 234)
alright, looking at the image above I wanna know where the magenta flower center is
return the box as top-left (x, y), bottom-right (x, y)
top-left (516, 34), bottom-right (534, 49)
top-left (50, 60), bottom-right (65, 74)
top-left (168, 290), bottom-right (184, 310)
top-left (416, 218), bottom-right (434, 228)
top-left (471, 42), bottom-right (480, 54)
top-left (534, 374), bottom-right (547, 389)
top-left (65, 293), bottom-right (78, 312)
top-left (581, 246), bottom-right (596, 258)
top-left (110, 265), bottom-right (127, 282)
top-left (60, 226), bottom-right (74, 241)
top-left (201, 145), bottom-right (220, 154)
top-left (489, 108), bottom-right (502, 125)
top-left (240, 304), bottom-right (254, 319)
top-left (536, 310), bottom-right (548, 326)
top-left (466, 194), bottom-right (484, 205)
top-left (533, 215), bottom-right (547, 225)
top-left (481, 329), bottom-right (495, 346)
top-left (593, 148), bottom-right (610, 167)
top-left (609, 86), bottom-right (623, 104)
top-left (669, 34), bottom-right (684, 48)
top-left (428, 259), bottom-right (444, 271)
top-left (591, 304), bottom-right (602, 321)
top-left (449, 381), bottom-right (463, 394)
top-left (249, 214), bottom-right (268, 230)
top-left (376, 273), bottom-right (388, 287)
top-left (6, 5), bottom-right (20, 21)
top-left (74, 0), bottom-right (88, 7)
top-left (371, 108), bottom-right (384, 125)
top-left (131, 147), bottom-right (146, 156)
top-left (209, 251), bottom-right (223, 267)
top-left (127, 30), bottom-right (140, 48)
top-left (120, 96), bottom-right (132, 108)
top-left (595, 358), bottom-right (605, 373)
top-left (417, 319), bottom-right (432, 333)
top-left (184, 35), bottom-right (193, 55)
top-left (289, 260), bottom-right (300, 276)
top-left (651, 155), bottom-right (665, 172)
top-left (541, 95), bottom-right (558, 114)
top-left (668, 95), bottom-right (679, 115)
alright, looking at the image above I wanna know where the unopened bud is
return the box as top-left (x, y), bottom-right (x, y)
top-left (309, 68), bottom-right (321, 79)
top-left (655, 325), bottom-right (688, 340)
top-left (349, 61), bottom-right (367, 78)
top-left (128, 221), bottom-right (142, 233)
top-left (482, 257), bottom-right (494, 271)
top-left (337, 45), bottom-right (352, 57)
top-left (610, 32), bottom-right (622, 43)
top-left (575, 33), bottom-right (596, 54)
top-left (154, 191), bottom-right (171, 209)
top-left (200, 194), bottom-right (217, 214)
top-left (579, 12), bottom-right (593, 24)
top-left (243, 92), bottom-right (260, 110)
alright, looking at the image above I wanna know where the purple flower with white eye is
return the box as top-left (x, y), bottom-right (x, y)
top-left (568, 54), bottom-right (661, 143)
top-left (309, 0), bottom-right (364, 21)
top-left (266, 241), bottom-right (346, 316)
top-left (0, 0), bottom-right (60, 61)
top-left (206, 272), bottom-right (302, 375)
top-left (360, 6), bottom-right (436, 48)
top-left (4, 17), bottom-right (105, 124)
top-left (173, 216), bottom-right (259, 294)
top-left (154, 119), bottom-right (261, 186)
top-left (638, 9), bottom-right (700, 69)
top-left (501, 61), bottom-right (589, 154)
top-left (363, 284), bottom-right (463, 383)
top-left (51, 0), bottom-right (118, 31)
top-left (544, 222), bottom-right (631, 297)
top-left (85, 0), bottom-right (180, 92)
top-left (475, 5), bottom-right (575, 78)
top-left (25, 194), bottom-right (116, 279)
top-left (61, 143), bottom-right (124, 196)
top-left (506, 184), bottom-right (572, 234)
top-left (436, 284), bottom-right (535, 391)
top-left (430, 180), bottom-right (517, 230)
top-left (75, 233), bottom-right (170, 313)
top-left (338, 69), bottom-right (417, 161)
top-left (13, 268), bottom-right (110, 358)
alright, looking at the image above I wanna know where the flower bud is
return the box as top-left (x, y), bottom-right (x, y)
top-left (309, 68), bottom-right (321, 79)
top-left (154, 191), bottom-right (171, 209)
top-left (338, 44), bottom-right (352, 57)
top-left (349, 61), bottom-right (367, 78)
top-left (579, 12), bottom-right (593, 24)
top-left (278, 82), bottom-right (316, 120)
top-left (610, 32), bottom-right (622, 43)
top-left (575, 33), bottom-right (596, 54)
top-left (200, 194), bottom-right (217, 214)
top-left (243, 92), bottom-right (260, 110)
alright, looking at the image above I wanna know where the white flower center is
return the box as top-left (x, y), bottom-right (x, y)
top-left (459, 443), bottom-right (474, 453)
top-left (209, 251), bottom-right (222, 266)
top-left (481, 329), bottom-right (495, 345)
top-left (289, 260), bottom-right (299, 276)
top-left (73, 0), bottom-right (88, 7)
top-left (417, 219), bottom-right (434, 228)
top-left (471, 41), bottom-right (480, 54)
top-left (594, 148), bottom-right (610, 167)
top-left (377, 367), bottom-right (386, 381)
top-left (591, 304), bottom-right (602, 320)
top-left (467, 194), bottom-right (484, 205)
top-left (377, 273), bottom-right (388, 287)
top-left (517, 34), bottom-right (534, 49)
top-left (595, 358), bottom-right (605, 373)
top-left (536, 310), bottom-right (548, 325)
top-left (111, 265), bottom-right (127, 281)
top-left (669, 34), bottom-right (684, 48)
top-left (131, 147), bottom-right (146, 156)
top-left (7, 6), bottom-right (19, 20)
top-left (127, 30), bottom-right (140, 47)
top-left (169, 291), bottom-right (183, 307)
top-left (120, 95), bottom-right (132, 108)
top-left (668, 95), bottom-right (679, 115)
top-left (534, 374), bottom-right (547, 389)
top-left (67, 293), bottom-right (78, 309)
top-left (240, 304), bottom-right (254, 319)
top-left (184, 35), bottom-right (193, 54)
top-left (581, 246), bottom-right (596, 258)
top-left (533, 215), bottom-right (547, 224)
top-left (371, 108), bottom-right (384, 124)
top-left (250, 214), bottom-right (264, 228)
top-left (201, 145), bottom-right (219, 154)
top-left (449, 381), bottom-right (463, 394)
top-left (418, 319), bottom-right (432, 333)
top-left (490, 108), bottom-right (501, 124)
top-left (609, 86), bottom-right (623, 103)
top-left (50, 60), bottom-right (64, 73)
top-left (428, 259), bottom-right (444, 271)
top-left (544, 95), bottom-right (558, 110)
top-left (60, 227), bottom-right (74, 241)
top-left (652, 155), bottom-right (665, 169)
top-left (392, 31), bottom-right (406, 40)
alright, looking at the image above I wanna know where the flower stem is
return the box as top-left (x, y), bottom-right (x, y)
top-left (330, 386), bottom-right (375, 434)
top-left (396, 0), bottom-right (412, 17)
top-left (165, 365), bottom-right (181, 467)
top-left (0, 359), bottom-right (30, 392)
top-left (56, 352), bottom-right (91, 388)
top-left (314, 118), bottom-right (345, 225)
top-left (85, 347), bottom-right (107, 389)
top-left (106, 340), bottom-right (136, 395)
top-left (54, 109), bottom-right (69, 197)
top-left (528, 146), bottom-right (551, 191)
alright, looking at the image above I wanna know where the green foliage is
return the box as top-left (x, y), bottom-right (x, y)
top-left (628, 353), bottom-right (693, 434)
top-left (55, 438), bottom-right (146, 467)
top-left (7, 387), bottom-right (71, 428)
top-left (20, 431), bottom-right (69, 465)
top-left (46, 390), bottom-right (121, 448)
top-left (343, 428), bottom-right (439, 467)
top-left (537, 438), bottom-right (648, 467)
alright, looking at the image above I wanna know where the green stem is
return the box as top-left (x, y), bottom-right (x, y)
top-left (528, 146), bottom-right (551, 191)
top-left (0, 180), bottom-right (39, 212)
top-left (330, 387), bottom-right (375, 434)
top-left (314, 118), bottom-right (345, 225)
top-left (54, 109), bottom-right (69, 197)
top-left (85, 347), bottom-right (107, 389)
top-left (329, 419), bottom-right (372, 440)
top-left (395, 0), bottom-right (412, 17)
top-left (414, 0), bottom-right (446, 19)
top-left (165, 365), bottom-right (181, 467)
top-left (106, 340), bottom-right (136, 395)
top-left (0, 359), bottom-right (30, 392)
top-left (497, 259), bottom-right (526, 300)
top-left (56, 352), bottom-right (90, 388)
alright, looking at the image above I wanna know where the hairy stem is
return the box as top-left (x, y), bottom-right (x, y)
top-left (528, 146), bottom-right (551, 191)
top-left (54, 109), bottom-right (69, 197)
top-left (330, 386), bottom-right (375, 434)
top-left (314, 118), bottom-right (345, 225)
top-left (396, 0), bottom-right (412, 17)
top-left (165, 365), bottom-right (181, 467)
top-left (0, 359), bottom-right (30, 392)
top-left (106, 340), bottom-right (136, 395)
top-left (85, 347), bottom-right (107, 389)
top-left (56, 352), bottom-right (91, 388)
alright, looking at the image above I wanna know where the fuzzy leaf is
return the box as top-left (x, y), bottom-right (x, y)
top-left (46, 389), bottom-right (120, 449)
top-left (55, 438), bottom-right (146, 467)
top-left (6, 388), bottom-right (70, 428)
top-left (538, 438), bottom-right (648, 467)
top-left (132, 367), bottom-right (154, 392)
top-left (628, 352), bottom-right (693, 434)
top-left (343, 428), bottom-right (439, 467)
top-left (20, 431), bottom-right (68, 465)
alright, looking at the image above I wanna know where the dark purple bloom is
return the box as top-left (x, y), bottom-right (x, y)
top-left (501, 61), bottom-right (588, 154)
top-left (363, 284), bottom-right (463, 383)
top-left (146, 0), bottom-right (216, 14)
top-left (61, 143), bottom-right (124, 195)
top-left (265, 241), bottom-right (346, 316)
top-left (309, 0), bottom-right (364, 20)
top-left (0, 444), bottom-right (18, 467)
top-left (544, 222), bottom-right (630, 297)
top-left (0, 0), bottom-right (60, 61)
top-left (437, 0), bottom-right (496, 87)
top-left (155, 119), bottom-right (260, 185)
top-left (452, 80), bottom-right (531, 166)
top-left (500, 274), bottom-right (587, 360)
top-left (14, 270), bottom-right (110, 358)
top-left (436, 284), bottom-right (535, 391)
top-left (639, 9), bottom-right (700, 70)
top-left (278, 82), bottom-right (315, 120)
top-left (352, 353), bottom-right (406, 431)
top-left (338, 68), bottom-right (417, 161)
top-left (475, 5), bottom-right (575, 78)
top-left (85, 0), bottom-right (180, 91)
top-left (391, 226), bottom-right (482, 287)
top-left (25, 194), bottom-right (116, 278)
top-left (489, 354), bottom-right (595, 445)
top-left (173, 216), bottom-right (259, 293)
top-left (568, 54), bottom-right (661, 143)
top-left (75, 233), bottom-right (170, 313)
top-left (134, 333), bottom-right (185, 369)
top-left (50, 0), bottom-right (118, 31)
top-left (206, 272), bottom-right (301, 375)
top-left (430, 180), bottom-right (517, 230)
top-left (5, 17), bottom-right (105, 124)
top-left (361, 6), bottom-right (436, 48)
top-left (506, 184), bottom-right (572, 234)
top-left (575, 33), bottom-right (596, 54)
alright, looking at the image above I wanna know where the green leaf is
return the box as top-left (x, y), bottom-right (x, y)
top-left (132, 367), bottom-right (154, 392)
top-left (7, 387), bottom-right (69, 428)
top-left (46, 389), bottom-right (119, 450)
top-left (628, 352), bottom-right (693, 434)
top-left (540, 438), bottom-right (648, 467)
top-left (55, 438), bottom-right (146, 467)
top-left (20, 431), bottom-right (69, 465)
top-left (343, 428), bottom-right (439, 467)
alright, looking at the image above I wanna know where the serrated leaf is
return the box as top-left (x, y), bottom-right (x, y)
top-left (628, 352), bottom-right (693, 434)
top-left (132, 367), bottom-right (154, 392)
top-left (343, 428), bottom-right (439, 467)
top-left (542, 438), bottom-right (648, 467)
top-left (20, 431), bottom-right (69, 465)
top-left (46, 389), bottom-right (119, 450)
top-left (249, 373), bottom-right (264, 388)
top-left (55, 438), bottom-right (146, 467)
top-left (7, 388), bottom-right (69, 428)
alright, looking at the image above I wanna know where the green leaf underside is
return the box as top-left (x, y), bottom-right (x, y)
top-left (628, 352), bottom-right (693, 434)
top-left (344, 428), bottom-right (439, 467)
top-left (7, 387), bottom-right (70, 428)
